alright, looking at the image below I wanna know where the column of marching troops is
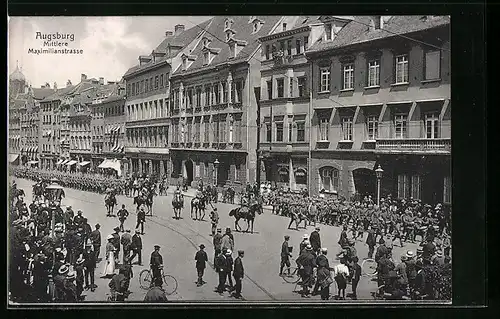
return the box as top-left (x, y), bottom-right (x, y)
top-left (9, 165), bottom-right (452, 301)
top-left (265, 186), bottom-right (452, 300)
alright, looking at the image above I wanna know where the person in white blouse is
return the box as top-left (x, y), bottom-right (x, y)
top-left (333, 258), bottom-right (350, 300)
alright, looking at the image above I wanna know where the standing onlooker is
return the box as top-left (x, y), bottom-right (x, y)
top-left (136, 207), bottom-right (146, 235)
top-left (214, 249), bottom-right (227, 294)
top-left (279, 235), bottom-right (292, 276)
top-left (351, 256), bottom-right (362, 300)
top-left (314, 248), bottom-right (332, 300)
top-left (89, 224), bottom-right (101, 261)
top-left (64, 271), bottom-right (78, 302)
top-left (117, 205), bottom-right (129, 232)
top-left (210, 208), bottom-right (219, 236)
top-left (130, 230), bottom-right (143, 265)
top-left (232, 250), bottom-right (244, 299)
top-left (224, 249), bottom-right (234, 291)
top-left (333, 257), bottom-right (350, 300)
top-left (366, 226), bottom-right (376, 259)
top-left (195, 244), bottom-right (208, 287)
top-left (83, 242), bottom-right (97, 292)
top-left (213, 228), bottom-right (223, 264)
top-left (121, 229), bottom-right (132, 264)
top-left (309, 227), bottom-right (321, 254)
top-left (112, 227), bottom-right (121, 264)
top-left (75, 256), bottom-right (85, 300)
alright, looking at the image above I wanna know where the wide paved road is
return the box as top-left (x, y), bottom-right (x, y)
top-left (14, 178), bottom-right (418, 302)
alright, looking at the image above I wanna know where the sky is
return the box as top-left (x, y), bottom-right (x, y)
top-left (8, 16), bottom-right (212, 88)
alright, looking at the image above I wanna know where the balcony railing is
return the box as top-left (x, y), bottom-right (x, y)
top-left (375, 138), bottom-right (451, 153)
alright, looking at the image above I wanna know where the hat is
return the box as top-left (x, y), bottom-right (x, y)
top-left (125, 229), bottom-right (131, 233)
top-left (379, 238), bottom-right (385, 245)
top-left (58, 264), bottom-right (69, 275)
top-left (225, 249), bottom-right (232, 255)
top-left (76, 256), bottom-right (84, 264)
top-left (401, 254), bottom-right (408, 261)
top-left (315, 227), bottom-right (320, 231)
top-left (406, 250), bottom-right (415, 258)
top-left (55, 247), bottom-right (62, 253)
top-left (305, 244), bottom-right (313, 250)
top-left (135, 229), bottom-right (141, 234)
top-left (436, 250), bottom-right (443, 257)
top-left (302, 234), bottom-right (309, 239)
top-left (199, 244), bottom-right (205, 249)
top-left (284, 235), bottom-right (290, 240)
top-left (321, 247), bottom-right (328, 253)
top-left (66, 271), bottom-right (76, 279)
top-left (114, 227), bottom-right (120, 232)
top-left (107, 234), bottom-right (114, 240)
top-left (77, 210), bottom-right (83, 214)
top-left (226, 227), bottom-right (231, 232)
top-left (238, 250), bottom-right (244, 255)
top-left (154, 245), bottom-right (160, 249)
top-left (217, 228), bottom-right (222, 232)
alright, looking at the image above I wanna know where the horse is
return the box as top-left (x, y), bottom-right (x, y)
top-left (228, 202), bottom-right (263, 234)
top-left (222, 187), bottom-right (235, 204)
top-left (105, 193), bottom-right (117, 217)
top-left (190, 195), bottom-right (207, 220)
top-left (171, 193), bottom-right (184, 219)
top-left (134, 195), bottom-right (150, 216)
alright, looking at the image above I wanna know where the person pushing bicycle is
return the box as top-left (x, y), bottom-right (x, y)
top-left (150, 245), bottom-right (163, 288)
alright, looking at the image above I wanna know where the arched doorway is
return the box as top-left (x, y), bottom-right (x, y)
top-left (184, 159), bottom-right (194, 187)
top-left (353, 168), bottom-right (376, 199)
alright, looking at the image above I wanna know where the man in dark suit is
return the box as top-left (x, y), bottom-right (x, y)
top-left (309, 227), bottom-right (321, 254)
top-left (89, 224), bottom-right (101, 261)
top-left (195, 244), bottom-right (208, 286)
top-left (121, 229), bottom-right (132, 264)
top-left (232, 250), bottom-right (244, 299)
top-left (366, 226), bottom-right (377, 259)
top-left (112, 227), bottom-right (121, 264)
top-left (150, 245), bottom-right (163, 288)
top-left (279, 235), bottom-right (292, 276)
top-left (136, 207), bottom-right (146, 235)
top-left (130, 230), bottom-right (143, 265)
top-left (83, 243), bottom-right (97, 291)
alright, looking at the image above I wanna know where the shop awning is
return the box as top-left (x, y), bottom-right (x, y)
top-left (78, 161), bottom-right (91, 167)
top-left (34, 147), bottom-right (38, 152)
top-left (98, 159), bottom-right (112, 169)
top-left (107, 159), bottom-right (122, 176)
top-left (27, 160), bottom-right (39, 165)
top-left (56, 159), bottom-right (64, 165)
top-left (9, 154), bottom-right (19, 163)
top-left (66, 160), bottom-right (77, 166)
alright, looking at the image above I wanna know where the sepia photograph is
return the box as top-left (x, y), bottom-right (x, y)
top-left (8, 15), bottom-right (452, 305)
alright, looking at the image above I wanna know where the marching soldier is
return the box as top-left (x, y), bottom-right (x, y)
top-left (117, 205), bottom-right (129, 232)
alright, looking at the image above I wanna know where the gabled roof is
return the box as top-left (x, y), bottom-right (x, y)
top-left (32, 87), bottom-right (56, 100)
top-left (173, 15), bottom-right (283, 76)
top-left (308, 15), bottom-right (450, 53)
top-left (123, 18), bottom-right (213, 78)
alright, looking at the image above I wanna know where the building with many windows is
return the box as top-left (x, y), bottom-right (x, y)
top-left (304, 15), bottom-right (450, 204)
top-left (258, 16), bottom-right (345, 191)
top-left (91, 83), bottom-right (126, 174)
top-left (168, 16), bottom-right (284, 189)
top-left (124, 22), bottom-right (210, 178)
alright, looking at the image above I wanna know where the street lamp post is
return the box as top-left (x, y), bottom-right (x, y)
top-left (375, 165), bottom-right (384, 207)
top-left (214, 158), bottom-right (219, 187)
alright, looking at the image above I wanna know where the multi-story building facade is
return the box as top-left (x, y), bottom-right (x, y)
top-left (91, 84), bottom-right (126, 175)
top-left (8, 64), bottom-right (28, 166)
top-left (168, 16), bottom-right (283, 189)
top-left (303, 15), bottom-right (450, 204)
top-left (124, 22), bottom-right (211, 178)
top-left (258, 16), bottom-right (329, 191)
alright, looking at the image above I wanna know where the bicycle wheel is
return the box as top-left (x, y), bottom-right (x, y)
top-left (361, 258), bottom-right (378, 276)
top-left (282, 267), bottom-right (300, 284)
top-left (162, 274), bottom-right (178, 295)
top-left (139, 269), bottom-right (152, 290)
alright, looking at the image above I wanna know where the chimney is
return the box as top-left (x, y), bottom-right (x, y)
top-left (45, 82), bottom-right (50, 89)
top-left (66, 79), bottom-right (72, 87)
top-left (369, 16), bottom-right (382, 31)
top-left (99, 77), bottom-right (105, 85)
top-left (81, 73), bottom-right (87, 82)
top-left (107, 81), bottom-right (115, 85)
top-left (165, 31), bottom-right (173, 37)
top-left (53, 82), bottom-right (58, 90)
top-left (174, 24), bottom-right (185, 36)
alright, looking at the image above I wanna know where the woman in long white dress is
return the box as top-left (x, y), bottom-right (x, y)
top-left (101, 235), bottom-right (116, 278)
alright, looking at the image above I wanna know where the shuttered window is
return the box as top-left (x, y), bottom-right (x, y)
top-left (425, 50), bottom-right (441, 80)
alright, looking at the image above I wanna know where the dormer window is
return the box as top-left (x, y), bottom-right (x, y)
top-left (229, 43), bottom-right (236, 58)
top-left (202, 37), bottom-right (211, 48)
top-left (225, 29), bottom-right (235, 42)
top-left (224, 18), bottom-right (234, 31)
top-left (325, 23), bottom-right (333, 41)
top-left (250, 17), bottom-right (264, 34)
top-left (283, 23), bottom-right (287, 31)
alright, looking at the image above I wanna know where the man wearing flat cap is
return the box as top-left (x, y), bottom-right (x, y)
top-left (90, 224), bottom-right (101, 262)
top-left (150, 245), bottom-right (163, 288)
top-left (195, 244), bottom-right (208, 286)
top-left (130, 230), bottom-right (143, 266)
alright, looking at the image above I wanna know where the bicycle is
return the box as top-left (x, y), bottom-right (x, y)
top-left (361, 258), bottom-right (378, 276)
top-left (139, 268), bottom-right (178, 295)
